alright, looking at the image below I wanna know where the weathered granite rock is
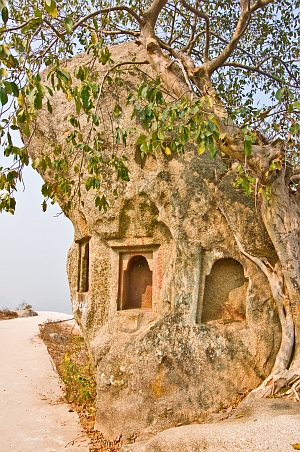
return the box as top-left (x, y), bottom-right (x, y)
top-left (119, 398), bottom-right (300, 452)
top-left (15, 309), bottom-right (38, 318)
top-left (27, 41), bottom-right (282, 440)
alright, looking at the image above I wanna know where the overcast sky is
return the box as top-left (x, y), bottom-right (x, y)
top-left (0, 158), bottom-right (74, 314)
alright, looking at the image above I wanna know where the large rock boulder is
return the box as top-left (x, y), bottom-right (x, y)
top-left (27, 41), bottom-right (281, 440)
top-left (15, 309), bottom-right (38, 318)
top-left (120, 398), bottom-right (300, 452)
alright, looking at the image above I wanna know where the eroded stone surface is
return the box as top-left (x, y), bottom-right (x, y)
top-left (27, 41), bottom-right (281, 440)
top-left (15, 309), bottom-right (38, 317)
top-left (120, 398), bottom-right (300, 452)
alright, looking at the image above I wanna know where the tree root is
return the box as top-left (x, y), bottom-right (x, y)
top-left (284, 377), bottom-right (300, 401)
top-left (250, 372), bottom-right (300, 401)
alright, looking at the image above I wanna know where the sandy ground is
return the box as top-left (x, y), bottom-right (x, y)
top-left (0, 312), bottom-right (90, 452)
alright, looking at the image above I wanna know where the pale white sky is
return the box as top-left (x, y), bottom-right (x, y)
top-left (0, 159), bottom-right (74, 314)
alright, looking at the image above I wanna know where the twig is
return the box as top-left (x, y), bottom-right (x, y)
top-left (39, 317), bottom-right (74, 328)
top-left (64, 433), bottom-right (87, 448)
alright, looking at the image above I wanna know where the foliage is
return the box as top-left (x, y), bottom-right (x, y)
top-left (0, 305), bottom-right (18, 319)
top-left (16, 301), bottom-right (33, 310)
top-left (60, 338), bottom-right (96, 405)
top-left (40, 319), bottom-right (96, 411)
top-left (0, 0), bottom-right (299, 212)
top-left (130, 79), bottom-right (220, 157)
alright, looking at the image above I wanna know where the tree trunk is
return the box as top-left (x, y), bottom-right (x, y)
top-left (141, 39), bottom-right (300, 400)
top-left (248, 172), bottom-right (300, 399)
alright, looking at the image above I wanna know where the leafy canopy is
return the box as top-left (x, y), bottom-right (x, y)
top-left (0, 0), bottom-right (299, 212)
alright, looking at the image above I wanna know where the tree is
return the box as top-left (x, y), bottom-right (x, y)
top-left (0, 0), bottom-right (299, 398)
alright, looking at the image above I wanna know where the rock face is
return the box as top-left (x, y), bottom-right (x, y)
top-left (15, 309), bottom-right (38, 318)
top-left (27, 41), bottom-right (281, 440)
top-left (119, 398), bottom-right (300, 452)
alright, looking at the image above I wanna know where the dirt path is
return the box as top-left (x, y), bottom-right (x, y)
top-left (0, 312), bottom-right (90, 452)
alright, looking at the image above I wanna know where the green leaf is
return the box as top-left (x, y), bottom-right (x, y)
top-left (0, 86), bottom-right (8, 105)
top-left (64, 18), bottom-right (73, 34)
top-left (34, 90), bottom-right (43, 109)
top-left (95, 195), bottom-right (108, 211)
top-left (34, 8), bottom-right (42, 18)
top-left (23, 123), bottom-right (30, 137)
top-left (45, 0), bottom-right (58, 18)
top-left (293, 101), bottom-right (300, 109)
top-left (10, 81), bottom-right (19, 97)
top-left (1, 6), bottom-right (8, 24)
top-left (275, 87), bottom-right (286, 101)
top-left (92, 114), bottom-right (99, 126)
top-left (57, 68), bottom-right (71, 84)
top-left (198, 141), bottom-right (206, 155)
top-left (244, 140), bottom-right (252, 155)
top-left (3, 80), bottom-right (11, 94)
top-left (99, 47), bottom-right (111, 65)
top-left (136, 134), bottom-right (147, 145)
top-left (0, 68), bottom-right (7, 78)
top-left (157, 129), bottom-right (165, 140)
top-left (91, 31), bottom-right (98, 45)
top-left (81, 85), bottom-right (90, 110)
top-left (32, 157), bottom-right (40, 169)
top-left (113, 104), bottom-right (122, 118)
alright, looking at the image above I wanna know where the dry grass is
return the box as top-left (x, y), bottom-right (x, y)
top-left (0, 307), bottom-right (18, 320)
top-left (40, 319), bottom-right (123, 452)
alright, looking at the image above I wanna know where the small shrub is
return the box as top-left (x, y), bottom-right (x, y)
top-left (40, 321), bottom-right (96, 416)
top-left (16, 301), bottom-right (33, 310)
top-left (0, 306), bottom-right (18, 320)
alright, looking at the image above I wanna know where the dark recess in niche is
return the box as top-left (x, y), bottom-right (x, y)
top-left (201, 258), bottom-right (248, 322)
top-left (122, 255), bottom-right (152, 309)
top-left (78, 239), bottom-right (90, 293)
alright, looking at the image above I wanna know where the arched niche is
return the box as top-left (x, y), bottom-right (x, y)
top-left (201, 258), bottom-right (248, 322)
top-left (122, 255), bottom-right (153, 309)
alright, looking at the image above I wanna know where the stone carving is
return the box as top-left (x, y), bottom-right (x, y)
top-left (27, 41), bottom-right (281, 440)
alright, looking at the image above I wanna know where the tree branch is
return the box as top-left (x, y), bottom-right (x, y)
top-left (43, 6), bottom-right (142, 41)
top-left (205, 0), bottom-right (251, 75)
top-left (206, 30), bottom-right (257, 65)
top-left (0, 18), bottom-right (36, 34)
top-left (167, 2), bottom-right (178, 45)
top-left (290, 174), bottom-right (300, 182)
top-left (181, 30), bottom-right (206, 55)
top-left (168, 59), bottom-right (193, 93)
top-left (180, 0), bottom-right (210, 62)
top-left (222, 61), bottom-right (286, 85)
top-left (255, 55), bottom-right (299, 86)
top-left (96, 60), bottom-right (150, 114)
top-left (72, 7), bottom-right (142, 30)
top-left (145, 0), bottom-right (169, 28)
top-left (44, 19), bottom-right (64, 38)
top-left (250, 0), bottom-right (274, 13)
top-left (185, 5), bottom-right (199, 55)
top-left (91, 29), bottom-right (140, 37)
